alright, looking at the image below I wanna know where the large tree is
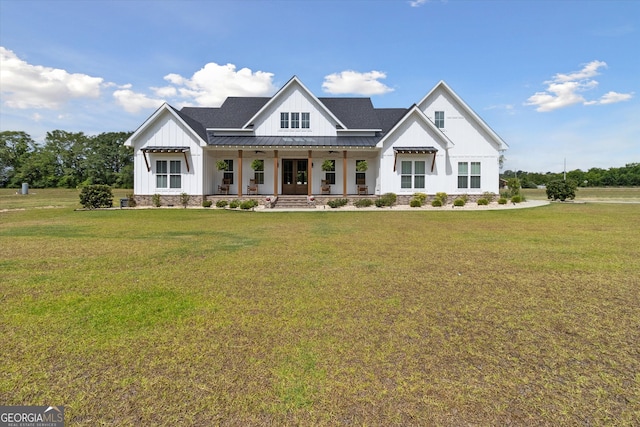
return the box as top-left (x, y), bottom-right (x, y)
top-left (0, 131), bottom-right (33, 187)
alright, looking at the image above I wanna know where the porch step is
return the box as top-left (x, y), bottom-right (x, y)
top-left (272, 195), bottom-right (317, 209)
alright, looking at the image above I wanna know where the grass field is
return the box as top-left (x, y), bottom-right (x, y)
top-left (1, 189), bottom-right (639, 425)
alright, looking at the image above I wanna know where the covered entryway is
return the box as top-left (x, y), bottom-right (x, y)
top-left (282, 159), bottom-right (308, 195)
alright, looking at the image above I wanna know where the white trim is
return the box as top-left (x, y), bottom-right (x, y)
top-left (418, 81), bottom-right (509, 150)
top-left (376, 105), bottom-right (454, 149)
top-left (241, 76), bottom-right (348, 130)
top-left (124, 103), bottom-right (207, 148)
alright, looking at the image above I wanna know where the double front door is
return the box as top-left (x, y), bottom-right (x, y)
top-left (282, 159), bottom-right (308, 195)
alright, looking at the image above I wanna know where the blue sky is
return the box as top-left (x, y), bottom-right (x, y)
top-left (1, 0), bottom-right (638, 172)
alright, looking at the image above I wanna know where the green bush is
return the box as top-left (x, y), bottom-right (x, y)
top-left (202, 200), bottom-right (213, 208)
top-left (126, 193), bottom-right (137, 208)
top-left (240, 199), bottom-right (259, 210)
top-left (453, 198), bottom-right (466, 207)
top-left (413, 193), bottom-right (427, 203)
top-left (431, 199), bottom-right (443, 207)
top-left (152, 194), bottom-right (161, 207)
top-left (354, 198), bottom-right (373, 208)
top-left (79, 185), bottom-right (113, 209)
top-left (216, 200), bottom-right (228, 208)
top-left (180, 193), bottom-right (190, 208)
top-left (498, 197), bottom-right (507, 205)
top-left (482, 192), bottom-right (496, 203)
top-left (546, 179), bottom-right (577, 201)
top-left (229, 200), bottom-right (240, 209)
top-left (435, 192), bottom-right (448, 205)
top-left (477, 198), bottom-right (489, 206)
top-left (511, 195), bottom-right (522, 203)
top-left (375, 193), bottom-right (397, 207)
top-left (327, 198), bottom-right (348, 208)
top-left (409, 199), bottom-right (422, 207)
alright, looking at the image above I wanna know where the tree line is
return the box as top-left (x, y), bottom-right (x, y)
top-left (2, 129), bottom-right (638, 189)
top-left (0, 130), bottom-right (133, 189)
top-left (502, 163), bottom-right (640, 188)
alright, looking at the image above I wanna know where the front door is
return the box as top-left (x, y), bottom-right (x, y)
top-left (282, 159), bottom-right (308, 195)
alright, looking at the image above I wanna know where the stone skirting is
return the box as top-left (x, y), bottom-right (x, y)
top-left (132, 193), bottom-right (498, 207)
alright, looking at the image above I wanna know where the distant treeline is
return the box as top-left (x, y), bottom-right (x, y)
top-left (502, 163), bottom-right (640, 188)
top-left (1, 130), bottom-right (133, 189)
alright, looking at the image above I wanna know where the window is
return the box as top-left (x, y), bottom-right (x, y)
top-left (223, 159), bottom-right (234, 184)
top-left (414, 161), bottom-right (426, 189)
top-left (253, 159), bottom-right (264, 184)
top-left (470, 162), bottom-right (481, 188)
top-left (355, 159), bottom-right (366, 185)
top-left (458, 162), bottom-right (481, 189)
top-left (281, 112), bottom-right (310, 129)
top-left (156, 160), bottom-right (181, 189)
top-left (401, 160), bottom-right (426, 189)
top-left (401, 161), bottom-right (412, 189)
top-left (280, 112), bottom-right (289, 128)
top-left (435, 111), bottom-right (444, 128)
top-left (324, 159), bottom-right (335, 185)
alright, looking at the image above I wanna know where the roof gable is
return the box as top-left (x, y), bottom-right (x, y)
top-left (241, 76), bottom-right (347, 130)
top-left (124, 103), bottom-right (206, 147)
top-left (376, 104), bottom-right (454, 149)
top-left (418, 80), bottom-right (508, 150)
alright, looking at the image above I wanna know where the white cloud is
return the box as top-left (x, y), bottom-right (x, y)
top-left (113, 89), bottom-right (164, 114)
top-left (525, 60), bottom-right (633, 112)
top-left (152, 86), bottom-right (178, 98)
top-left (409, 0), bottom-right (429, 6)
top-left (322, 70), bottom-right (394, 96)
top-left (0, 46), bottom-right (104, 109)
top-left (162, 63), bottom-right (276, 107)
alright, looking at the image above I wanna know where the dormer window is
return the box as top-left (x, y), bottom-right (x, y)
top-left (281, 112), bottom-right (310, 129)
top-left (435, 111), bottom-right (444, 128)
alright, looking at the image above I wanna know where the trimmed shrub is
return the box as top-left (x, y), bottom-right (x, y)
top-left (327, 198), bottom-right (348, 208)
top-left (202, 200), bottom-right (213, 208)
top-left (180, 193), bottom-right (190, 208)
top-left (482, 192), bottom-right (496, 203)
top-left (413, 193), bottom-right (427, 203)
top-left (453, 198), bottom-right (466, 207)
top-left (216, 200), bottom-right (228, 208)
top-left (240, 199), bottom-right (259, 210)
top-left (152, 194), bottom-right (161, 207)
top-left (546, 179), bottom-right (577, 201)
top-left (498, 197), bottom-right (507, 205)
top-left (511, 195), bottom-right (522, 203)
top-left (477, 198), bottom-right (489, 206)
top-left (126, 193), bottom-right (137, 208)
top-left (409, 199), bottom-right (422, 208)
top-left (79, 185), bottom-right (113, 209)
top-left (229, 200), bottom-right (240, 209)
top-left (431, 199), bottom-right (443, 207)
top-left (375, 192), bottom-right (397, 207)
top-left (354, 198), bottom-right (373, 208)
top-left (435, 192), bottom-right (448, 205)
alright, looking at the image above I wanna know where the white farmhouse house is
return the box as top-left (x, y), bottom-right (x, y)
top-left (124, 76), bottom-right (508, 206)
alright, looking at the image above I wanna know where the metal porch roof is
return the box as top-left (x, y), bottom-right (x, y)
top-left (206, 135), bottom-right (381, 148)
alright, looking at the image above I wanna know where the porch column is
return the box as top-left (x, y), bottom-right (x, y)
top-left (308, 150), bottom-right (313, 196)
top-left (343, 150), bottom-right (348, 196)
top-left (238, 150), bottom-right (243, 197)
top-left (273, 150), bottom-right (278, 196)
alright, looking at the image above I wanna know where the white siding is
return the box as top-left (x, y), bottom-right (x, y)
top-left (252, 83), bottom-right (339, 136)
top-left (131, 110), bottom-right (204, 195)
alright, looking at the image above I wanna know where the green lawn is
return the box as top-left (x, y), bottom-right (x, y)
top-left (1, 192), bottom-right (639, 425)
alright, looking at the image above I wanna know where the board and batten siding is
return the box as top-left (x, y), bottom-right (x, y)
top-left (252, 84), bottom-right (339, 137)
top-left (132, 110), bottom-right (204, 196)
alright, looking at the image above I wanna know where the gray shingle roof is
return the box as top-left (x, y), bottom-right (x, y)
top-left (318, 98), bottom-right (382, 129)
